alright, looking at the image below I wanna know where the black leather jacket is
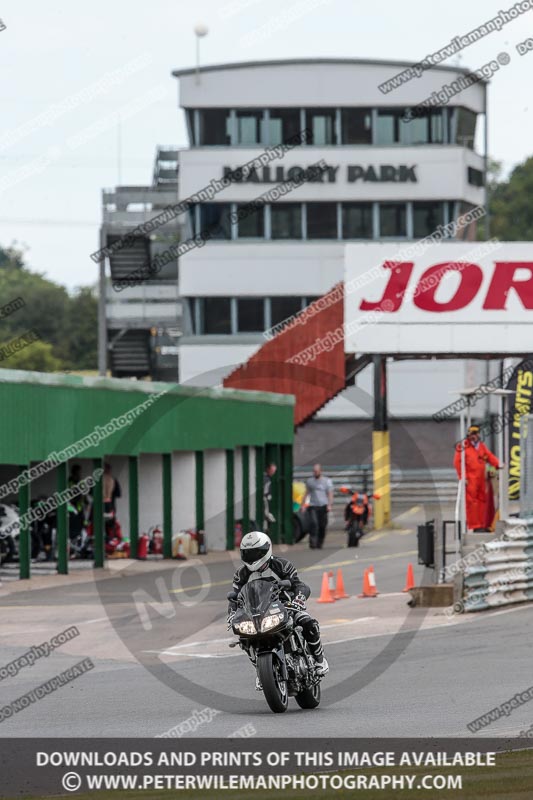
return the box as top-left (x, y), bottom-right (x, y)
top-left (228, 556), bottom-right (311, 611)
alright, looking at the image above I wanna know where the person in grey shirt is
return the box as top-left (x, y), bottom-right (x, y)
top-left (305, 463), bottom-right (334, 549)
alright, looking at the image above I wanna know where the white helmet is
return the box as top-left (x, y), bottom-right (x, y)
top-left (240, 531), bottom-right (272, 572)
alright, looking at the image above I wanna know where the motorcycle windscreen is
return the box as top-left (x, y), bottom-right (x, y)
top-left (239, 578), bottom-right (277, 619)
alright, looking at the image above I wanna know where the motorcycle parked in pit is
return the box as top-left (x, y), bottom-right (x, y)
top-left (0, 502), bottom-right (57, 564)
top-left (0, 504), bottom-right (20, 565)
top-left (228, 571), bottom-right (322, 714)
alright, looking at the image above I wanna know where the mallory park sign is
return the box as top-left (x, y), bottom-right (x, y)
top-left (222, 164), bottom-right (418, 184)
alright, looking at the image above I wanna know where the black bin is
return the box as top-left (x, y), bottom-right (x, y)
top-left (417, 520), bottom-right (435, 567)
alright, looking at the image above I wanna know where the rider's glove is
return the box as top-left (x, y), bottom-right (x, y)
top-left (291, 592), bottom-right (307, 611)
top-left (227, 611), bottom-right (236, 630)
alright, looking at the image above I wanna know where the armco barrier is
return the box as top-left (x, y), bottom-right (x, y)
top-left (462, 517), bottom-right (533, 611)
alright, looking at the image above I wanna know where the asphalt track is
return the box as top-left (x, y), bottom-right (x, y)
top-left (1, 511), bottom-right (532, 739)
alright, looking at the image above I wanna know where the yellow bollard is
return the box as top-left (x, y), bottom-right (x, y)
top-left (372, 430), bottom-right (391, 529)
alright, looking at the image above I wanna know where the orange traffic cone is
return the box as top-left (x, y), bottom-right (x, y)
top-left (317, 570), bottom-right (336, 603)
top-left (402, 563), bottom-right (415, 592)
top-left (334, 568), bottom-right (349, 599)
top-left (358, 565), bottom-right (379, 598)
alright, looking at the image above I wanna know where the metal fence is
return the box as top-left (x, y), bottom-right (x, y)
top-left (293, 466), bottom-right (457, 509)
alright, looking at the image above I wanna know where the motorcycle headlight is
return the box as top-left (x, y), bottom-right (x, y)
top-left (234, 620), bottom-right (256, 635)
top-left (261, 613), bottom-right (284, 632)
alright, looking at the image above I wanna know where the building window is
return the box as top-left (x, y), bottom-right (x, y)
top-left (199, 204), bottom-right (232, 239)
top-left (402, 114), bottom-right (429, 145)
top-left (375, 109), bottom-right (403, 145)
top-left (271, 203), bottom-right (302, 239)
top-left (236, 203), bottom-right (265, 238)
top-left (203, 297), bottom-right (232, 334)
top-left (187, 205), bottom-right (197, 238)
top-left (399, 109), bottom-right (446, 145)
top-left (267, 108), bottom-right (302, 145)
top-left (235, 110), bottom-right (263, 145)
top-left (198, 109), bottom-right (232, 145)
top-left (237, 298), bottom-right (264, 332)
top-left (342, 203), bottom-right (373, 239)
top-left (454, 107), bottom-right (477, 149)
top-left (379, 203), bottom-right (407, 237)
top-left (456, 202), bottom-right (479, 240)
top-left (468, 166), bottom-right (484, 187)
top-left (430, 109), bottom-right (445, 143)
top-left (306, 202), bottom-right (337, 238)
top-left (446, 201), bottom-right (456, 228)
top-left (186, 110), bottom-right (196, 144)
top-left (185, 299), bottom-right (197, 334)
top-left (412, 202), bottom-right (445, 238)
top-left (376, 108), bottom-right (446, 145)
top-left (340, 108), bottom-right (372, 144)
top-left (271, 297), bottom-right (303, 328)
top-left (306, 108), bottom-right (336, 145)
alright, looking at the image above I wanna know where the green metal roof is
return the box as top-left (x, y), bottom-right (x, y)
top-left (0, 370), bottom-right (294, 464)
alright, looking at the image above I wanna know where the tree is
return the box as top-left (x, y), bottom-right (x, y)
top-left (62, 286), bottom-right (98, 369)
top-left (0, 243), bottom-right (26, 270)
top-left (0, 339), bottom-right (62, 372)
top-left (0, 244), bottom-right (97, 372)
top-left (488, 156), bottom-right (533, 241)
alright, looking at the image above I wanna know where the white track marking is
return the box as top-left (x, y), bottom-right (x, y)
top-left (143, 650), bottom-right (229, 659)
top-left (321, 617), bottom-right (376, 629)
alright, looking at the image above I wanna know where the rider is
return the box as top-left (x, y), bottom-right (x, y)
top-left (227, 531), bottom-right (329, 685)
top-left (341, 485), bottom-right (381, 531)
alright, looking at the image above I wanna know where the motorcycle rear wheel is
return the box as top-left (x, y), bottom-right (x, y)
top-left (295, 680), bottom-right (321, 709)
top-left (257, 653), bottom-right (288, 713)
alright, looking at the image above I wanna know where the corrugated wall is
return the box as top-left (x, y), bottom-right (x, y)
top-left (0, 370), bottom-right (294, 464)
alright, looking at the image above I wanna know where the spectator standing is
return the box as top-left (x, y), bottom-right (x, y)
top-left (103, 462), bottom-right (122, 513)
top-left (305, 463), bottom-right (334, 549)
top-left (263, 462), bottom-right (277, 533)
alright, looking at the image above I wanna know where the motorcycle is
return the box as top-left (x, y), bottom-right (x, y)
top-left (30, 498), bottom-right (57, 561)
top-left (339, 485), bottom-right (373, 547)
top-left (292, 481), bottom-right (311, 543)
top-left (228, 570), bottom-right (322, 714)
top-left (69, 497), bottom-right (93, 560)
top-left (0, 504), bottom-right (20, 564)
top-left (0, 501), bottom-right (57, 564)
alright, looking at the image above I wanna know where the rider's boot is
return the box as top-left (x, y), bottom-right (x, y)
top-left (314, 656), bottom-right (329, 676)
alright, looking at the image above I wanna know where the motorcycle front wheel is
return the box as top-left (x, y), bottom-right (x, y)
top-left (295, 680), bottom-right (321, 709)
top-left (257, 652), bottom-right (288, 713)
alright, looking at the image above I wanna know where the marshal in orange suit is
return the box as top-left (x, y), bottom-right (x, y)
top-left (454, 424), bottom-right (500, 532)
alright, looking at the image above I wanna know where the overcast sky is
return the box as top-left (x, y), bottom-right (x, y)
top-left (0, 0), bottom-right (531, 290)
